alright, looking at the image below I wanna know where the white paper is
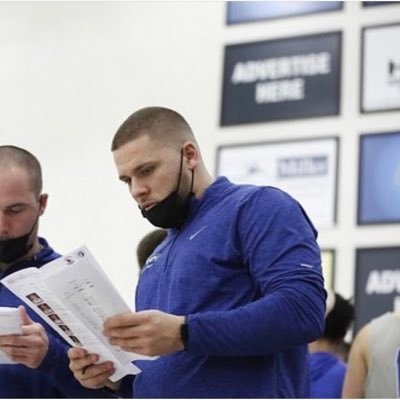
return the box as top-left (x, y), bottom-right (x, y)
top-left (0, 307), bottom-right (21, 336)
top-left (1, 246), bottom-right (156, 381)
top-left (0, 307), bottom-right (21, 364)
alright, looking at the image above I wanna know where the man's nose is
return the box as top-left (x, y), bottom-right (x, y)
top-left (0, 213), bottom-right (10, 237)
top-left (130, 182), bottom-right (149, 202)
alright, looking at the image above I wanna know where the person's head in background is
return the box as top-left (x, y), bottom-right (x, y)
top-left (309, 290), bottom-right (354, 357)
top-left (136, 229), bottom-right (168, 270)
top-left (0, 145), bottom-right (48, 269)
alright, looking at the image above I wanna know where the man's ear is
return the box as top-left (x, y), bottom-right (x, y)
top-left (182, 142), bottom-right (198, 169)
top-left (38, 193), bottom-right (49, 216)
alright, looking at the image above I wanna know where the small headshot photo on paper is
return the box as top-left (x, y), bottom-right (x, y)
top-left (26, 292), bottom-right (44, 305)
top-left (48, 313), bottom-right (64, 325)
top-left (37, 303), bottom-right (54, 315)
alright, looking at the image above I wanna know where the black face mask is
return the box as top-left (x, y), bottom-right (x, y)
top-left (140, 150), bottom-right (194, 229)
top-left (0, 217), bottom-right (38, 264)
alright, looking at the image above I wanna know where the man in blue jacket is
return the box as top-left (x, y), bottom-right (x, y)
top-left (0, 145), bottom-right (118, 398)
top-left (68, 107), bottom-right (326, 398)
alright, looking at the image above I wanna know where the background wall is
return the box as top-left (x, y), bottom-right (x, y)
top-left (1, 1), bottom-right (399, 307)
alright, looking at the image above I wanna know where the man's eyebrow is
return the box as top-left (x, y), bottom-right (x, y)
top-left (122, 162), bottom-right (156, 179)
top-left (118, 164), bottom-right (145, 181)
top-left (5, 202), bottom-right (27, 210)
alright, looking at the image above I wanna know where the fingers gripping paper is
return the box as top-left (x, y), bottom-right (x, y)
top-left (1, 246), bottom-right (157, 381)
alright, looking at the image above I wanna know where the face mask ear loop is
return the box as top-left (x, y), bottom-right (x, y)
top-left (189, 169), bottom-right (194, 195)
top-left (28, 197), bottom-right (43, 237)
top-left (175, 148), bottom-right (184, 192)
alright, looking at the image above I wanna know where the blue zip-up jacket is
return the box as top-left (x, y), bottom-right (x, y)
top-left (133, 177), bottom-right (326, 398)
top-left (0, 237), bottom-right (123, 398)
top-left (310, 352), bottom-right (347, 398)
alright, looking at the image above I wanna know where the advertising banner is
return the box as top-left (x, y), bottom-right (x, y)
top-left (221, 32), bottom-right (341, 125)
top-left (216, 137), bottom-right (338, 228)
top-left (227, 1), bottom-right (343, 24)
top-left (361, 23), bottom-right (400, 112)
top-left (358, 131), bottom-right (400, 224)
top-left (355, 247), bottom-right (400, 334)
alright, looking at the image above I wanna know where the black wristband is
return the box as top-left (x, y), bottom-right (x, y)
top-left (180, 318), bottom-right (189, 351)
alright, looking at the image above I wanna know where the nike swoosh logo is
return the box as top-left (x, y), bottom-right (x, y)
top-left (189, 226), bottom-right (208, 240)
top-left (141, 254), bottom-right (160, 273)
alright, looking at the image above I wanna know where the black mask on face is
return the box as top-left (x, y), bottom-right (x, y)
top-left (140, 150), bottom-right (194, 229)
top-left (0, 215), bottom-right (38, 264)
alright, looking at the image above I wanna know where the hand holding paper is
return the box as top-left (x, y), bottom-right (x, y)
top-left (68, 347), bottom-right (119, 391)
top-left (1, 246), bottom-right (157, 381)
top-left (0, 306), bottom-right (49, 368)
top-left (103, 310), bottom-right (185, 356)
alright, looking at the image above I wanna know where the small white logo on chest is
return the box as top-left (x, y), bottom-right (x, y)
top-left (189, 226), bottom-right (208, 240)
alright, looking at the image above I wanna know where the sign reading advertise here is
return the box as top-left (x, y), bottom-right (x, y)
top-left (354, 247), bottom-right (400, 334)
top-left (220, 32), bottom-right (341, 126)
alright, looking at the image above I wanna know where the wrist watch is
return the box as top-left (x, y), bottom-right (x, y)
top-left (180, 317), bottom-right (189, 350)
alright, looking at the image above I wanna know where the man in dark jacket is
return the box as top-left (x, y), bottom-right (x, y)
top-left (0, 145), bottom-right (118, 398)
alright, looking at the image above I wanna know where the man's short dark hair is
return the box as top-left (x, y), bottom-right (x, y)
top-left (111, 106), bottom-right (195, 151)
top-left (324, 293), bottom-right (354, 343)
top-left (0, 145), bottom-right (42, 198)
top-left (136, 229), bottom-right (168, 269)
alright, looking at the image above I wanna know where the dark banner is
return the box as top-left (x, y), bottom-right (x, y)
top-left (362, 1), bottom-right (400, 7)
top-left (220, 32), bottom-right (341, 126)
top-left (354, 247), bottom-right (400, 334)
top-left (227, 1), bottom-right (343, 24)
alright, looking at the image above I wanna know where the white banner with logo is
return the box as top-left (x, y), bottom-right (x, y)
top-left (217, 137), bottom-right (338, 229)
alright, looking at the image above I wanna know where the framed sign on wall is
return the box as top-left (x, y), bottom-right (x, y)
top-left (361, 23), bottom-right (400, 113)
top-left (220, 31), bottom-right (342, 126)
top-left (362, 1), bottom-right (400, 8)
top-left (226, 1), bottom-right (343, 25)
top-left (354, 246), bottom-right (400, 334)
top-left (358, 131), bottom-right (400, 225)
top-left (321, 249), bottom-right (335, 290)
top-left (216, 136), bottom-right (339, 229)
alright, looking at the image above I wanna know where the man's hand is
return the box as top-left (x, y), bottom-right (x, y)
top-left (103, 309), bottom-right (185, 356)
top-left (0, 305), bottom-right (49, 368)
top-left (67, 347), bottom-right (119, 391)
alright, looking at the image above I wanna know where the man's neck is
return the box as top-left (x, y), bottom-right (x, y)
top-left (193, 171), bottom-right (214, 199)
top-left (309, 338), bottom-right (339, 354)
